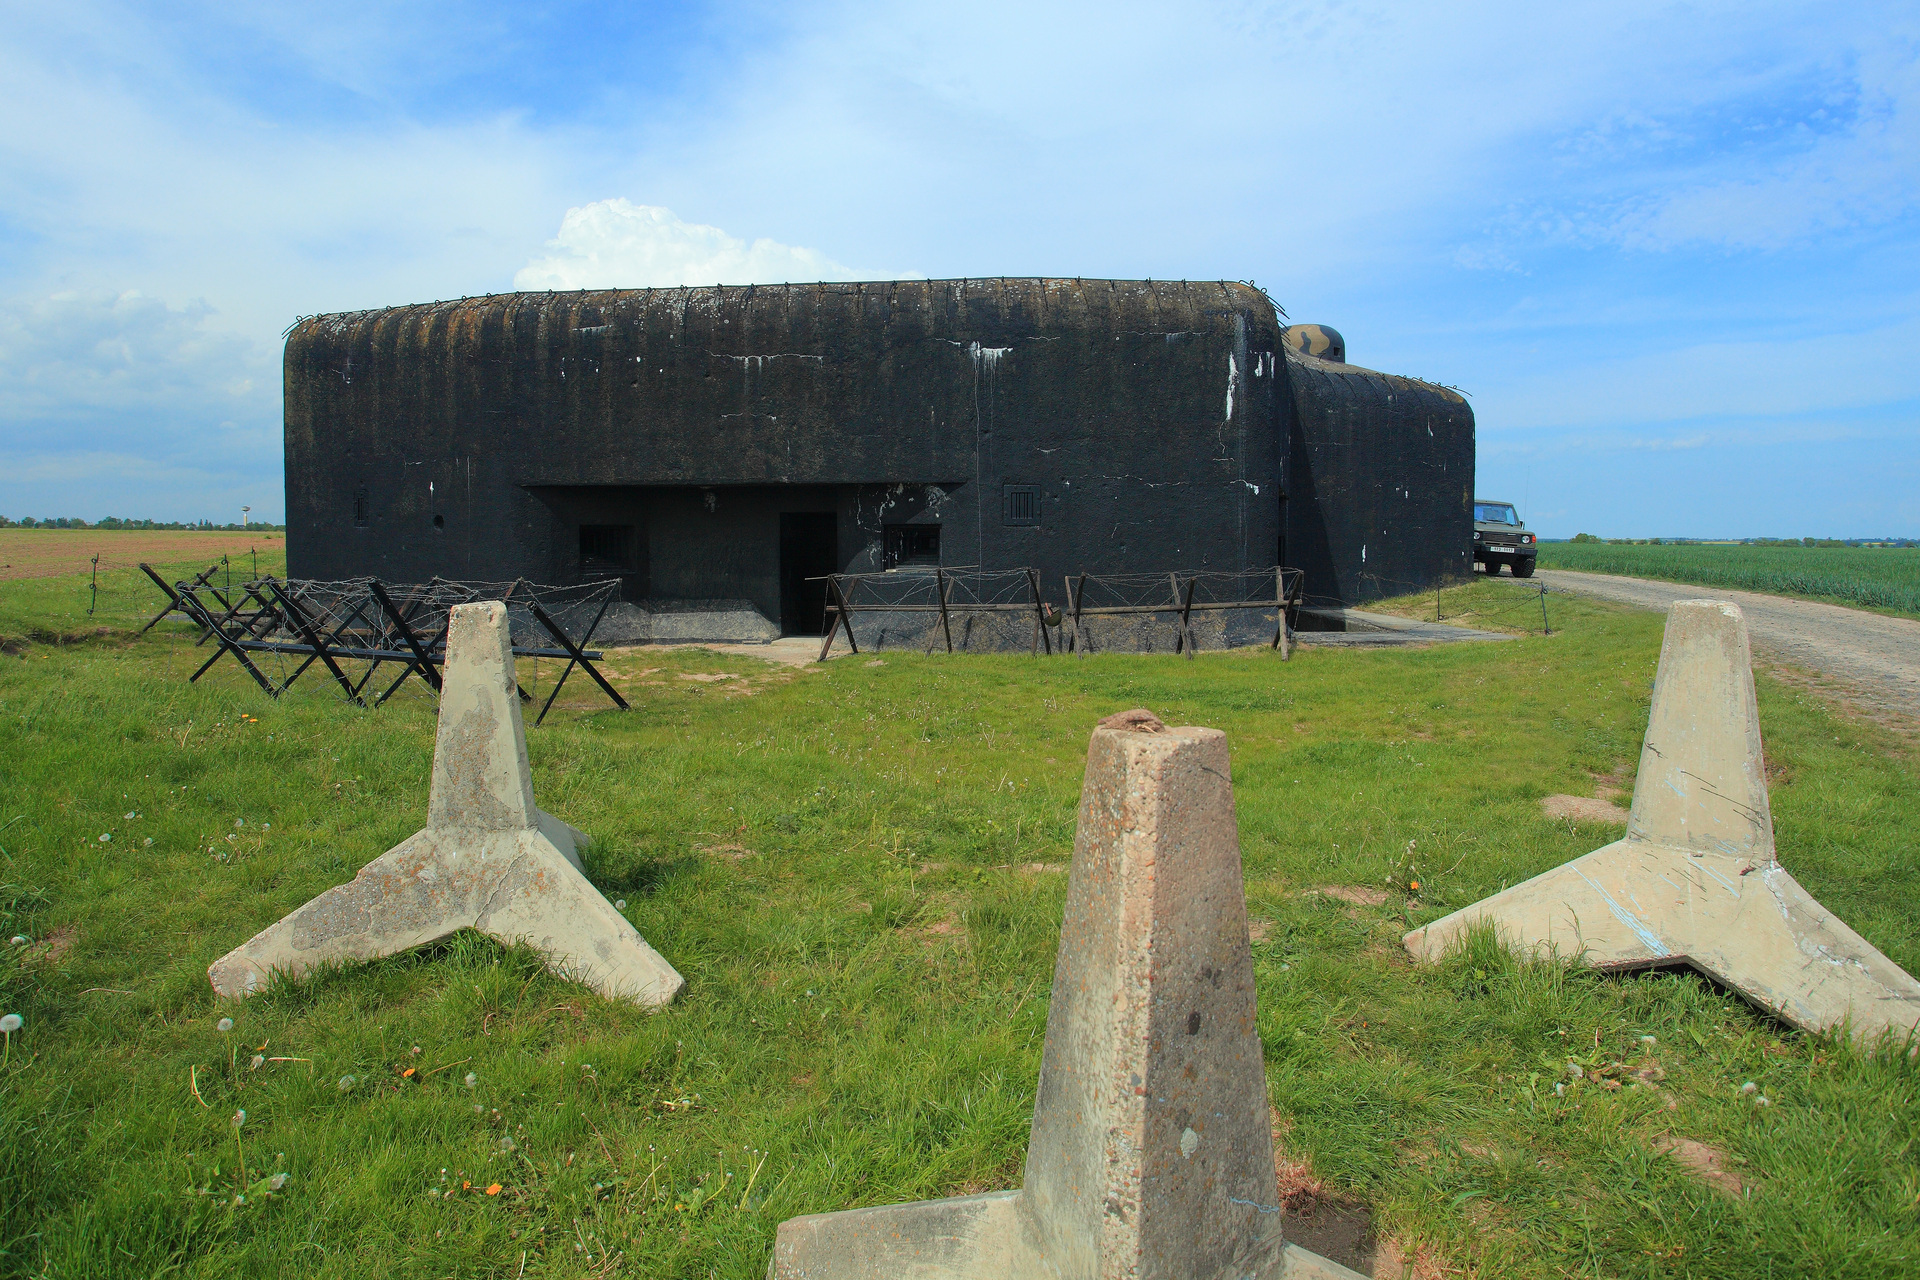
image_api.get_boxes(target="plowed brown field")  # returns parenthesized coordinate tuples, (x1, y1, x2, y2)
(0, 529, 285, 580)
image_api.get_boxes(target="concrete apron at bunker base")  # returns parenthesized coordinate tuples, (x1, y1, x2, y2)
(1406, 599, 1920, 1043)
(769, 710, 1363, 1280)
(207, 601, 684, 1008)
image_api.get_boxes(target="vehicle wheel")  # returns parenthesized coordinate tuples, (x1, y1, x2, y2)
(1483, 558, 1502, 576)
(1513, 559, 1535, 579)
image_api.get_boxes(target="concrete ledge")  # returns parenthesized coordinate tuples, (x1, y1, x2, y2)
(1293, 606, 1511, 646)
(590, 599, 779, 646)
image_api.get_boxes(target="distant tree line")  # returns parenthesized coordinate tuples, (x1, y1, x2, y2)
(0, 516, 285, 531)
(1565, 533, 1915, 548)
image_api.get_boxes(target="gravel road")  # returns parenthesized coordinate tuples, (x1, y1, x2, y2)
(1536, 569, 1920, 720)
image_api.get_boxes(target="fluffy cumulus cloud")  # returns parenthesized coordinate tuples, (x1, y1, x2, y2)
(513, 200, 910, 289)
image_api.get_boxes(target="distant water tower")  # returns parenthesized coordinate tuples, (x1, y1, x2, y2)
(241, 505, 250, 527)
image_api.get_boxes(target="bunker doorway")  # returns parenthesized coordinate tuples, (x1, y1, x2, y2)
(779, 513, 838, 636)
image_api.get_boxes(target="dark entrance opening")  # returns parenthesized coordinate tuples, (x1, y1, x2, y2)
(779, 513, 838, 635)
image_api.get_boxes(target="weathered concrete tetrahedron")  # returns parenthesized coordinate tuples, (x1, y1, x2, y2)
(1405, 600, 1920, 1041)
(769, 711, 1364, 1280)
(208, 601, 684, 1008)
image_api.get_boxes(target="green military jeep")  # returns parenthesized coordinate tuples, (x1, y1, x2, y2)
(1474, 500, 1537, 578)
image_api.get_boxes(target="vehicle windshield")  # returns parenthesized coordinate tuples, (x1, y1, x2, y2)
(1475, 503, 1519, 525)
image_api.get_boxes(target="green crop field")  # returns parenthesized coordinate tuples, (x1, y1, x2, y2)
(3, 543, 1918, 1278)
(1537, 542, 1920, 617)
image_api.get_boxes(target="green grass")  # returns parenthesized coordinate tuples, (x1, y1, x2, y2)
(2, 551, 1919, 1277)
(1537, 542, 1920, 618)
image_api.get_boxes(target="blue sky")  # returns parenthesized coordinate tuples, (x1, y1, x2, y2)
(0, 0, 1914, 537)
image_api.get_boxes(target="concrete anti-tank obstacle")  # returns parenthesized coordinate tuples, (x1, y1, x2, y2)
(1404, 599, 1920, 1042)
(769, 709, 1364, 1280)
(208, 602, 684, 1008)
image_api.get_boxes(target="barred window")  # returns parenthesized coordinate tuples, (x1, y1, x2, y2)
(1003, 484, 1041, 527)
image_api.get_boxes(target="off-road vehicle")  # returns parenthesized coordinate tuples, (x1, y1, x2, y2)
(1474, 500, 1536, 577)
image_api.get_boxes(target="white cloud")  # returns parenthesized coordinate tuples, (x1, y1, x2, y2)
(513, 200, 911, 289)
(1603, 37, 1920, 251)
(0, 289, 280, 519)
(0, 289, 271, 423)
(0, 1, 1913, 531)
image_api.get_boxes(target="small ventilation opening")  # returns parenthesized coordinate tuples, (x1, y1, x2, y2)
(353, 485, 369, 528)
(1003, 484, 1041, 527)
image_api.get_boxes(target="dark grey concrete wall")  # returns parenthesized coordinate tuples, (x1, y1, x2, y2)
(285, 279, 1288, 612)
(283, 278, 1471, 620)
(1282, 349, 1474, 606)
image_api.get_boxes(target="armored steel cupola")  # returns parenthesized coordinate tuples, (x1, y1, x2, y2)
(1282, 323, 1345, 363)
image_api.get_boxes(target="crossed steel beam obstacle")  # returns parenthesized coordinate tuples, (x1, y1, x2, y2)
(770, 710, 1363, 1280)
(151, 573, 627, 723)
(208, 602, 683, 1007)
(1406, 600, 1920, 1042)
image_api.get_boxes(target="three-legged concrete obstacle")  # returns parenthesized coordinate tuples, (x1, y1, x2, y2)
(209, 601, 684, 1008)
(769, 710, 1364, 1280)
(1405, 600, 1920, 1041)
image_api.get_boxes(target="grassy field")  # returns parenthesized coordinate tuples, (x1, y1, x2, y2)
(0, 529, 286, 584)
(1537, 542, 1920, 618)
(3, 549, 1918, 1278)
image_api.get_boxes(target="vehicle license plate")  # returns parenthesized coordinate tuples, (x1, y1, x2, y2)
(1490, 545, 1516, 554)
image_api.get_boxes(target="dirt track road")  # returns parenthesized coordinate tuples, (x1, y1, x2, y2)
(1537, 569, 1920, 722)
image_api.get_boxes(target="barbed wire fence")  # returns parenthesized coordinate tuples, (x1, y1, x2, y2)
(1063, 568, 1303, 658)
(815, 567, 1057, 657)
(816, 566, 1306, 658)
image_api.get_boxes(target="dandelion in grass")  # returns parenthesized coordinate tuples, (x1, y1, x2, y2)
(1640, 1035, 1656, 1048)
(464, 1072, 477, 1088)
(249, 1054, 264, 1071)
(1740, 1081, 1757, 1095)
(0, 1012, 20, 1067)
(268, 1172, 288, 1192)
(231, 1109, 249, 1185)
(338, 1075, 356, 1092)
(614, 899, 626, 911)
(217, 1017, 234, 1033)
(1756, 1095, 1771, 1108)
(8, 936, 25, 947)
(98, 833, 111, 843)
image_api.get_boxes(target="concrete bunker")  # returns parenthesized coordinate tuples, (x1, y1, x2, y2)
(284, 279, 1474, 641)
